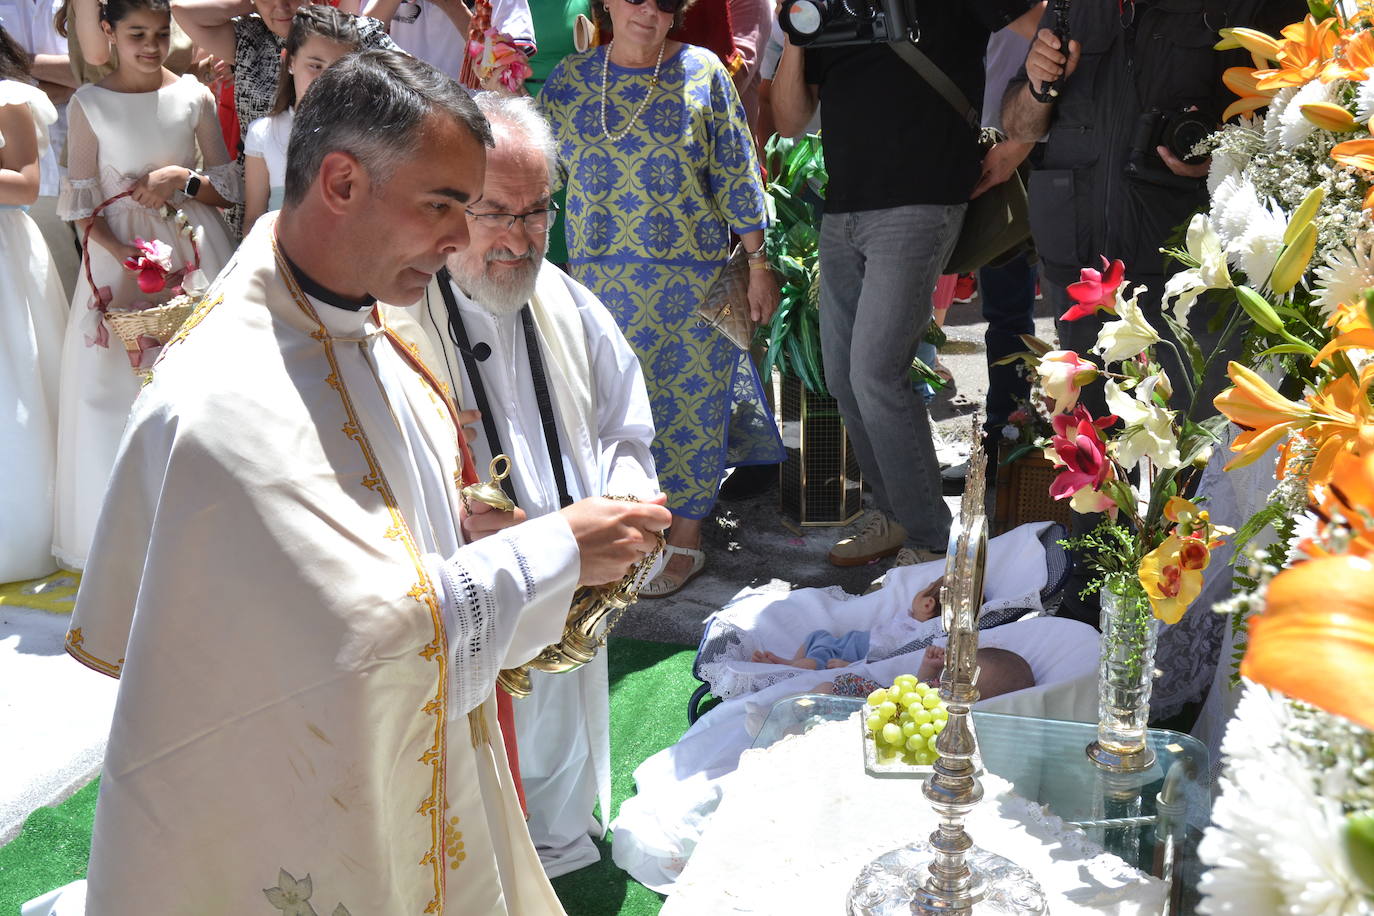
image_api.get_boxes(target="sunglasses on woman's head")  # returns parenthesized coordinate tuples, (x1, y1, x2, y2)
(622, 0, 683, 13)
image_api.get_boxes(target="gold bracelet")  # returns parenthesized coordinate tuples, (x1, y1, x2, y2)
(748, 259, 771, 271)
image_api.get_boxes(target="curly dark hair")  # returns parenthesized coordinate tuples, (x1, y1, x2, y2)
(0, 24, 32, 82)
(592, 0, 700, 36)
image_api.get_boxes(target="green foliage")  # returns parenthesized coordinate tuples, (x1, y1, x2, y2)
(1060, 522, 1144, 598)
(762, 134, 828, 395)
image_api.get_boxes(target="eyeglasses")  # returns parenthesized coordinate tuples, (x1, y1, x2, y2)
(465, 201, 560, 232)
(622, 0, 684, 14)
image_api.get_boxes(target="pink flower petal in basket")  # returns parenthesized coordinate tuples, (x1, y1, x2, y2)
(137, 268, 167, 295)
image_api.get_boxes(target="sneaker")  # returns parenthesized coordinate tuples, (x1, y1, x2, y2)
(952, 273, 977, 304)
(865, 545, 947, 592)
(893, 546, 947, 567)
(829, 510, 908, 567)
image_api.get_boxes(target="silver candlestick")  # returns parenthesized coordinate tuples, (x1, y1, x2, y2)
(848, 418, 1047, 915)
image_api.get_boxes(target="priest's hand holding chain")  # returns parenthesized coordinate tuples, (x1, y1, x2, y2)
(560, 495, 672, 587)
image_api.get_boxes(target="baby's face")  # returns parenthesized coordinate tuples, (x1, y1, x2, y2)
(910, 594, 939, 621)
(909, 577, 944, 621)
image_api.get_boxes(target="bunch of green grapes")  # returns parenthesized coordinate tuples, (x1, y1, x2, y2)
(865, 674, 949, 766)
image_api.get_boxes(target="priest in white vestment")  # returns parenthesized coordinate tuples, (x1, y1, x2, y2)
(50, 51, 669, 916)
(387, 93, 658, 878)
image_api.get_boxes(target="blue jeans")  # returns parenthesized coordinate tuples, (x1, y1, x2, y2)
(978, 252, 1038, 432)
(819, 203, 965, 551)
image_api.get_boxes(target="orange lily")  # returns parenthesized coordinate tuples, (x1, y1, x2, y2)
(1301, 101, 1361, 132)
(1332, 138, 1374, 172)
(1243, 554, 1374, 730)
(1304, 373, 1374, 483)
(1216, 27, 1283, 62)
(1221, 66, 1279, 121)
(1253, 16, 1340, 91)
(1212, 362, 1312, 470)
(1313, 325, 1374, 366)
(1323, 27, 1374, 81)
(1306, 450, 1374, 559)
(1327, 298, 1374, 336)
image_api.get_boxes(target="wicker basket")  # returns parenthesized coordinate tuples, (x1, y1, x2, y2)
(104, 299, 196, 365)
(81, 189, 201, 375)
(991, 446, 1073, 535)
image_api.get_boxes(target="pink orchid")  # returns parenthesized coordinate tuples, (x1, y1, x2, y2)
(1062, 257, 1126, 322)
(1036, 350, 1100, 415)
(123, 238, 175, 295)
(1048, 406, 1118, 513)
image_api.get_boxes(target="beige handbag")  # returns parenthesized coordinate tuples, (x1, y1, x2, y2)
(573, 13, 597, 52)
(696, 244, 755, 350)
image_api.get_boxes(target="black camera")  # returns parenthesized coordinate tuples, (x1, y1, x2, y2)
(778, 0, 919, 48)
(1124, 107, 1212, 190)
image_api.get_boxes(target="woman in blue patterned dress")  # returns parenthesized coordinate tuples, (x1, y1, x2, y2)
(540, 0, 781, 597)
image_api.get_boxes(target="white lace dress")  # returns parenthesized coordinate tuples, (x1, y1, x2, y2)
(53, 74, 239, 570)
(0, 80, 67, 583)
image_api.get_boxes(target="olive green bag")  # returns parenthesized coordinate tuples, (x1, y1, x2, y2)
(889, 41, 1032, 275)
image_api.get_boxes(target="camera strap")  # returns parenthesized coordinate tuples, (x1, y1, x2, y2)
(888, 41, 981, 132)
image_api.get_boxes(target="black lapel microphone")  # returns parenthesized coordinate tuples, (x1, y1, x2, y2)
(460, 341, 492, 362)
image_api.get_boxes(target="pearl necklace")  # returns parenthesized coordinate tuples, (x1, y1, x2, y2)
(599, 39, 666, 142)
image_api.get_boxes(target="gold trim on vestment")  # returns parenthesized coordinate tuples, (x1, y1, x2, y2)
(64, 627, 123, 678)
(160, 293, 224, 354)
(272, 236, 454, 913)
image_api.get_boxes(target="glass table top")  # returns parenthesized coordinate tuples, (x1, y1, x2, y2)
(753, 695, 1211, 914)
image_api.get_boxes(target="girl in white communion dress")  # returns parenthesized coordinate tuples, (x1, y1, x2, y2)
(0, 25, 68, 584)
(52, 0, 238, 570)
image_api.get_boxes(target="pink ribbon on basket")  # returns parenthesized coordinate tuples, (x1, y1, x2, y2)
(83, 286, 114, 349)
(127, 335, 162, 370)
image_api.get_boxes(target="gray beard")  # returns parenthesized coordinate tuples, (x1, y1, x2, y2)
(452, 248, 543, 316)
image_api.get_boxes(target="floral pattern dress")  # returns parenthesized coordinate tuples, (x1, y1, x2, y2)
(540, 43, 782, 519)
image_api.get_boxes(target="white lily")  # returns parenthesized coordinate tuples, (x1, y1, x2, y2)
(1163, 214, 1233, 325)
(1093, 286, 1162, 364)
(1105, 377, 1181, 470)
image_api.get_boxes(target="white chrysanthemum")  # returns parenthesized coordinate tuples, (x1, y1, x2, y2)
(1278, 80, 1337, 149)
(1209, 141, 1250, 197)
(1265, 86, 1301, 151)
(1314, 242, 1374, 316)
(1212, 174, 1258, 251)
(1201, 685, 1374, 916)
(1228, 197, 1288, 290)
(1354, 68, 1374, 122)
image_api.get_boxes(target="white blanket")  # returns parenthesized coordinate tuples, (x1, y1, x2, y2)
(699, 522, 1055, 700)
(611, 616, 1102, 892)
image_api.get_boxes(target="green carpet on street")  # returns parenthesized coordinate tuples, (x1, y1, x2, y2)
(0, 637, 698, 916)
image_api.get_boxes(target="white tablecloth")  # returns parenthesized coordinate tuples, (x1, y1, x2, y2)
(663, 715, 1168, 915)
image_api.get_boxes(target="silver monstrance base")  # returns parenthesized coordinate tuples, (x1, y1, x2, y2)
(848, 420, 1047, 915)
(846, 842, 1048, 915)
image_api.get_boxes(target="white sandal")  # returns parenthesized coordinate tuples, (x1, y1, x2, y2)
(640, 545, 706, 599)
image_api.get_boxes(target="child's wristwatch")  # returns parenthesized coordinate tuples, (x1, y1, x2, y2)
(183, 171, 203, 198)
